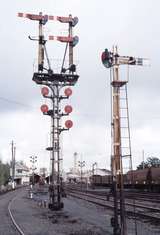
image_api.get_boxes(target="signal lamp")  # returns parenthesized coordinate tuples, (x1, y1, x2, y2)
(65, 120, 73, 129)
(64, 105, 73, 114)
(101, 49, 113, 68)
(40, 104, 49, 113)
(64, 88, 72, 97)
(69, 64, 76, 72)
(72, 17, 79, 26)
(41, 87, 49, 96)
(72, 36, 79, 47)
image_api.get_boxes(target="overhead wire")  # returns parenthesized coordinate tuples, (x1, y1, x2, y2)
(0, 96, 36, 109)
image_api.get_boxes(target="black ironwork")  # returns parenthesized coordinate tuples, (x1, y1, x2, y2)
(32, 72, 79, 85)
(19, 11, 79, 211)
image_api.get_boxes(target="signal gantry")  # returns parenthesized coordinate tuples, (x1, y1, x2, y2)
(18, 12, 79, 210)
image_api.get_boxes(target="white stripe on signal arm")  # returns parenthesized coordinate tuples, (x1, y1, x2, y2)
(18, 13, 74, 23)
(49, 36, 74, 43)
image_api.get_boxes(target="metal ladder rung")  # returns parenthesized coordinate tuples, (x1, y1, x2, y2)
(119, 85, 132, 171)
(122, 155, 131, 158)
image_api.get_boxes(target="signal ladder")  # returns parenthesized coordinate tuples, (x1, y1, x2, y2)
(111, 79, 132, 174)
(119, 83, 132, 173)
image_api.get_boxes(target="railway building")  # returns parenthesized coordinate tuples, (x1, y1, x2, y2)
(9, 162, 30, 186)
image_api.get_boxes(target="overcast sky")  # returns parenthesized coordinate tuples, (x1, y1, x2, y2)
(0, 0, 160, 172)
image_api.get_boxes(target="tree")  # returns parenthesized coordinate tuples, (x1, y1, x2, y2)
(137, 157, 160, 170)
(3, 163, 10, 184)
(0, 160, 10, 186)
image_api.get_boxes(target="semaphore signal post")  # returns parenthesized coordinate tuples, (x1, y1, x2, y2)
(18, 12, 79, 210)
(101, 46, 148, 235)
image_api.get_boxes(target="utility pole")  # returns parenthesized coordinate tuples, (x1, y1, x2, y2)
(92, 162, 97, 189)
(78, 160, 85, 190)
(142, 150, 145, 169)
(101, 46, 149, 235)
(92, 162, 97, 176)
(73, 152, 78, 174)
(11, 141, 16, 189)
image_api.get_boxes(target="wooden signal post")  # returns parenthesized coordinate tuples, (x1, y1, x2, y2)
(102, 46, 148, 235)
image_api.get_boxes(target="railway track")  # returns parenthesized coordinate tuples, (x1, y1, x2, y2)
(0, 188, 25, 235)
(66, 187, 160, 222)
(8, 196, 25, 235)
(124, 191, 160, 203)
(89, 189, 160, 204)
(67, 184, 160, 203)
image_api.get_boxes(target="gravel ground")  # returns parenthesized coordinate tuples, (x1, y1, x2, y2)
(11, 188, 110, 235)
(8, 187, 160, 235)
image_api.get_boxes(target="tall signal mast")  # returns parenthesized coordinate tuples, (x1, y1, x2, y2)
(18, 12, 79, 210)
(101, 46, 148, 235)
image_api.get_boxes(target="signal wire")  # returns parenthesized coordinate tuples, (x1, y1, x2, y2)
(61, 43, 68, 73)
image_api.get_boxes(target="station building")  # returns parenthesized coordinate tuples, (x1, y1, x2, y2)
(10, 162, 30, 185)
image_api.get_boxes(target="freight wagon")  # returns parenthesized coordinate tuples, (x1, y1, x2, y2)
(91, 167, 160, 192)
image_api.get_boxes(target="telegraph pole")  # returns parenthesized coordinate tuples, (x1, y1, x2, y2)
(11, 141, 16, 189)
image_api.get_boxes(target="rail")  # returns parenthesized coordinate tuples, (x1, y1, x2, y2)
(8, 196, 25, 235)
(66, 187, 160, 222)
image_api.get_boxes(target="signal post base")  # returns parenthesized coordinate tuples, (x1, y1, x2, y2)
(48, 202, 64, 211)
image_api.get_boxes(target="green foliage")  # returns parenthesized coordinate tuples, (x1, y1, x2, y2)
(137, 157, 160, 170)
(0, 160, 10, 186)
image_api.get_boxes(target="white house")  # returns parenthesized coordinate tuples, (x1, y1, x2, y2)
(10, 162, 30, 185)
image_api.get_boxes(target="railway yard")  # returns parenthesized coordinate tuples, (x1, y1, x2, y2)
(0, 185, 160, 235)
(1, 1, 160, 235)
